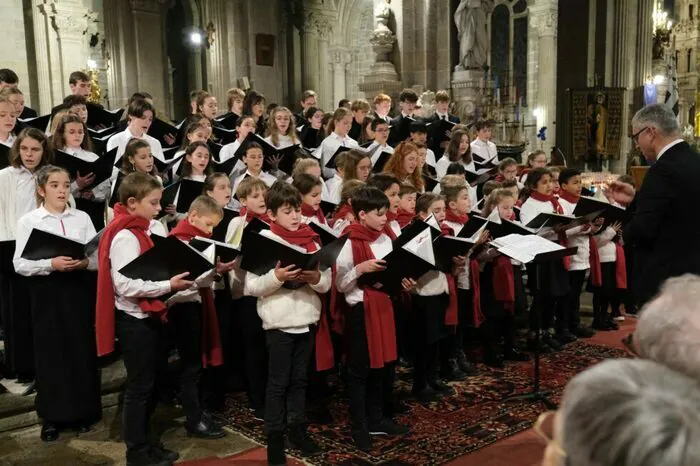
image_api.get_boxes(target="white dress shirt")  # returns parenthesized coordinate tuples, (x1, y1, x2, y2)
(518, 197, 560, 241)
(110, 228, 172, 319)
(218, 140, 247, 178)
(443, 219, 473, 289)
(0, 166, 38, 241)
(0, 134, 15, 148)
(107, 128, 165, 164)
(470, 138, 498, 162)
(656, 138, 684, 161)
(324, 173, 343, 204)
(317, 132, 359, 179)
(13, 205, 98, 276)
(335, 231, 393, 306)
(435, 155, 476, 180)
(365, 141, 395, 168)
(559, 197, 591, 271)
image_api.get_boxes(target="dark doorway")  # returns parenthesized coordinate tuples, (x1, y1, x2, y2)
(165, 0, 195, 121)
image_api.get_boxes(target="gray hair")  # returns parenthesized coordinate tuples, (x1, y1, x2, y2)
(560, 359, 700, 466)
(632, 103, 679, 136)
(636, 274, 700, 381)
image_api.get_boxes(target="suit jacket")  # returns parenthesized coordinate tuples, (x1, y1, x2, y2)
(623, 141, 700, 305)
(19, 107, 38, 119)
(388, 114, 421, 147)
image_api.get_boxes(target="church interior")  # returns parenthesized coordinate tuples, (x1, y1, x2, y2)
(0, 0, 695, 465)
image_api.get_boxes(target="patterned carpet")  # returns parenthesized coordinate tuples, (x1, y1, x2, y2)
(221, 341, 628, 465)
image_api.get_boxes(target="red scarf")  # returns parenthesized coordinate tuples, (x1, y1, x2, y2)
(493, 255, 515, 313)
(96, 204, 167, 357)
(396, 208, 415, 229)
(441, 213, 483, 327)
(440, 223, 460, 326)
(239, 207, 272, 224)
(530, 191, 571, 270)
(615, 241, 627, 289)
(331, 203, 354, 227)
(168, 220, 223, 367)
(558, 191, 603, 284)
(519, 167, 531, 182)
(494, 173, 506, 183)
(301, 202, 327, 226)
(345, 223, 397, 369)
(269, 221, 333, 370)
(269, 222, 320, 252)
(384, 211, 398, 240)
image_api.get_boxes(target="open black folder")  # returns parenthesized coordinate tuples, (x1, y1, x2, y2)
(572, 196, 632, 231)
(0, 144, 9, 170)
(21, 228, 103, 261)
(308, 219, 341, 245)
(325, 146, 353, 169)
(211, 207, 239, 242)
(54, 148, 118, 188)
(160, 179, 205, 213)
(240, 216, 270, 247)
(239, 230, 348, 275)
(212, 125, 238, 145)
(433, 235, 478, 273)
(358, 227, 435, 296)
(524, 209, 603, 230)
(189, 236, 240, 263)
(148, 118, 179, 148)
(372, 151, 392, 173)
(265, 144, 300, 175)
(18, 114, 51, 132)
(118, 235, 213, 282)
(87, 105, 124, 130)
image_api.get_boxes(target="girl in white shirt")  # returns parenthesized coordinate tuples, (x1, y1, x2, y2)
(13, 165, 100, 441)
(219, 116, 257, 179)
(325, 149, 372, 205)
(316, 107, 358, 179)
(0, 128, 53, 385)
(0, 93, 17, 147)
(435, 128, 474, 180)
(265, 106, 299, 149)
(106, 99, 165, 164)
(231, 142, 277, 198)
(165, 141, 213, 224)
(53, 114, 110, 229)
(172, 122, 209, 181)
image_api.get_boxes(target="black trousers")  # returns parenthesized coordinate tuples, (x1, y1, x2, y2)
(411, 295, 447, 388)
(117, 312, 169, 455)
(201, 289, 234, 410)
(264, 330, 312, 433)
(565, 270, 587, 333)
(345, 303, 394, 430)
(482, 314, 517, 355)
(168, 302, 203, 428)
(240, 296, 267, 410)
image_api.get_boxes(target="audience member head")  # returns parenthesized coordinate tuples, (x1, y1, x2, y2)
(631, 103, 681, 162)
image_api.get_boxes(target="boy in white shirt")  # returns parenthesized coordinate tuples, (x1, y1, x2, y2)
(470, 120, 498, 163)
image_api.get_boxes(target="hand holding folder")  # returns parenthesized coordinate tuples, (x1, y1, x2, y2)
(118, 236, 214, 282)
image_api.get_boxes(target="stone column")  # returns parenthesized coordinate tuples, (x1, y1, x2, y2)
(330, 47, 351, 105)
(611, 0, 628, 86)
(635, 0, 654, 83)
(529, 0, 558, 156)
(129, 0, 168, 114)
(32, 0, 55, 113)
(605, 0, 614, 86)
(300, 21, 320, 94)
(202, 0, 230, 104)
(587, 0, 597, 86)
(360, 0, 403, 103)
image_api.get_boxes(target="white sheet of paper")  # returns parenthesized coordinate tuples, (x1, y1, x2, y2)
(490, 233, 564, 263)
(402, 227, 435, 266)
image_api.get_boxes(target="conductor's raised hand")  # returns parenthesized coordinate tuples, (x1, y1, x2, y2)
(170, 272, 195, 291)
(274, 262, 301, 282)
(603, 180, 635, 206)
(357, 259, 387, 274)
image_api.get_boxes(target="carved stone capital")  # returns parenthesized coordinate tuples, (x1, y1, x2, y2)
(329, 47, 352, 68)
(530, 7, 557, 37)
(303, 11, 335, 40)
(130, 0, 166, 14)
(54, 14, 85, 35)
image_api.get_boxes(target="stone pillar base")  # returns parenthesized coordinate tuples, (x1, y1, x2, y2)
(359, 78, 404, 102)
(451, 69, 486, 123)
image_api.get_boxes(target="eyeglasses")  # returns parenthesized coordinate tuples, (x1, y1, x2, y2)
(630, 127, 649, 143)
(534, 411, 567, 458)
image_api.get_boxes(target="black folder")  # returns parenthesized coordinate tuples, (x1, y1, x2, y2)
(299, 126, 320, 149)
(427, 118, 456, 150)
(371, 151, 393, 173)
(524, 211, 602, 230)
(164, 179, 204, 213)
(0, 143, 9, 170)
(0, 240, 16, 274)
(474, 159, 499, 171)
(422, 174, 439, 192)
(488, 218, 536, 239)
(148, 119, 179, 148)
(456, 215, 488, 239)
(214, 112, 240, 130)
(319, 200, 337, 218)
(212, 125, 238, 145)
(86, 105, 124, 129)
(91, 133, 117, 157)
(152, 154, 184, 177)
(325, 146, 352, 169)
(189, 237, 240, 263)
(109, 172, 126, 208)
(208, 141, 223, 162)
(394, 220, 433, 249)
(358, 239, 435, 296)
(87, 125, 117, 140)
(390, 116, 416, 146)
(17, 114, 51, 132)
(54, 148, 118, 188)
(211, 207, 239, 242)
(118, 235, 214, 282)
(239, 230, 348, 274)
(572, 196, 631, 230)
(21, 228, 103, 261)
(265, 144, 300, 175)
(241, 216, 270, 247)
(465, 170, 493, 186)
(433, 235, 477, 273)
(308, 220, 341, 246)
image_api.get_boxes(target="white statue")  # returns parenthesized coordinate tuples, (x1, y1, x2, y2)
(375, 0, 392, 33)
(454, 0, 494, 71)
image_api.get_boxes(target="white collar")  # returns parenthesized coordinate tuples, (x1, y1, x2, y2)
(245, 169, 264, 178)
(656, 139, 684, 160)
(39, 204, 75, 219)
(331, 132, 348, 142)
(126, 127, 147, 140)
(436, 112, 448, 119)
(402, 112, 413, 118)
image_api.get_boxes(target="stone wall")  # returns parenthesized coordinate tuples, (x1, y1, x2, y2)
(0, 2, 32, 106)
(347, 3, 376, 100)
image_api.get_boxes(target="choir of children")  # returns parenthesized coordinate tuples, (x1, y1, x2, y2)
(0, 76, 635, 466)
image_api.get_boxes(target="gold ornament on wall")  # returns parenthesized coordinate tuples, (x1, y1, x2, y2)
(85, 62, 101, 105)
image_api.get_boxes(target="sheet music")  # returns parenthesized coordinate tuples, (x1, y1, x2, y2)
(309, 217, 339, 238)
(425, 214, 440, 230)
(402, 227, 435, 266)
(487, 207, 502, 224)
(490, 233, 564, 264)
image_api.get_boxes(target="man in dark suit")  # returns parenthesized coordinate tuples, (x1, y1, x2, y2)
(607, 104, 700, 306)
(423, 90, 461, 155)
(389, 88, 421, 147)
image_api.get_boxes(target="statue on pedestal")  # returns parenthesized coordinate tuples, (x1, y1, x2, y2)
(454, 0, 494, 71)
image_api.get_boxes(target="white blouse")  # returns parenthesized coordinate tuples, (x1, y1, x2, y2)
(107, 128, 165, 164)
(316, 132, 358, 179)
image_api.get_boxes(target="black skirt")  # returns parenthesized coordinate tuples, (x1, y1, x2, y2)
(1, 271, 34, 377)
(28, 271, 101, 424)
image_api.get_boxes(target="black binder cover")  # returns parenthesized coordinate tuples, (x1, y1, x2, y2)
(208, 141, 223, 162)
(148, 118, 179, 148)
(211, 207, 239, 242)
(308, 220, 340, 246)
(211, 151, 240, 177)
(241, 216, 270, 247)
(18, 114, 51, 132)
(0, 240, 15, 274)
(159, 182, 180, 212)
(372, 151, 393, 173)
(265, 144, 300, 175)
(488, 219, 535, 239)
(152, 153, 184, 175)
(394, 220, 433, 249)
(87, 125, 117, 139)
(54, 148, 118, 188)
(21, 228, 103, 260)
(86, 106, 124, 129)
(233, 133, 278, 160)
(428, 118, 456, 147)
(240, 230, 348, 274)
(109, 172, 125, 208)
(465, 170, 493, 186)
(0, 144, 9, 170)
(456, 215, 488, 239)
(524, 211, 601, 230)
(390, 116, 416, 146)
(433, 235, 477, 273)
(358, 246, 434, 296)
(175, 179, 205, 213)
(422, 174, 439, 192)
(572, 196, 632, 230)
(214, 112, 240, 130)
(118, 235, 213, 282)
(212, 125, 238, 145)
(319, 200, 337, 218)
(189, 237, 240, 263)
(325, 146, 352, 169)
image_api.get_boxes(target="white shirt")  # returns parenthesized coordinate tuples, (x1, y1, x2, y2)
(225, 216, 248, 299)
(365, 141, 395, 167)
(443, 219, 473, 289)
(435, 155, 475, 180)
(656, 138, 684, 161)
(324, 173, 343, 204)
(110, 227, 172, 319)
(335, 231, 393, 306)
(0, 134, 15, 148)
(13, 206, 98, 276)
(559, 197, 591, 271)
(470, 138, 498, 162)
(231, 169, 277, 202)
(107, 127, 165, 164)
(518, 196, 560, 241)
(64, 147, 112, 201)
(13, 167, 38, 222)
(219, 140, 248, 178)
(317, 132, 358, 179)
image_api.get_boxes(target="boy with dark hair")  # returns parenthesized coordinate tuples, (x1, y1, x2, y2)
(409, 121, 437, 168)
(0, 69, 19, 88)
(335, 186, 412, 451)
(470, 119, 498, 163)
(62, 95, 89, 125)
(389, 89, 420, 146)
(349, 99, 371, 140)
(245, 182, 330, 464)
(426, 90, 460, 154)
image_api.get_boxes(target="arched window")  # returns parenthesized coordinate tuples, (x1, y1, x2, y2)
(489, 0, 529, 105)
(688, 48, 693, 73)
